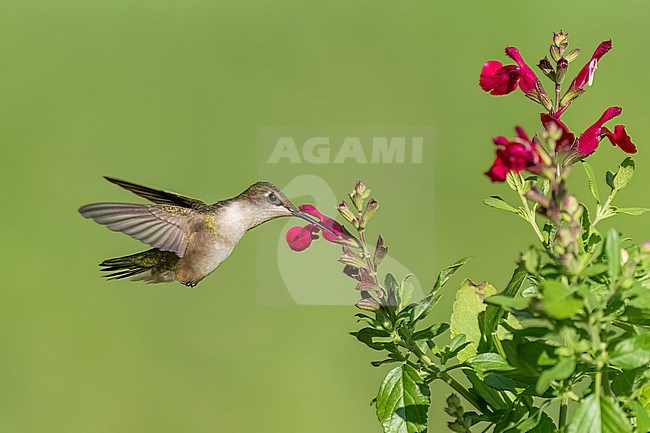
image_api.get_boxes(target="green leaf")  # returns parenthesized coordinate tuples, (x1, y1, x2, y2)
(613, 157, 635, 191)
(396, 275, 415, 311)
(484, 195, 520, 214)
(541, 280, 583, 320)
(605, 229, 621, 280)
(535, 357, 576, 394)
(411, 293, 441, 324)
(481, 267, 528, 352)
(606, 170, 615, 190)
(583, 161, 601, 204)
(465, 353, 514, 377)
(411, 323, 449, 342)
(450, 280, 497, 362)
(464, 370, 508, 411)
(567, 395, 632, 433)
(485, 294, 529, 311)
(432, 257, 472, 293)
(613, 207, 650, 216)
(376, 364, 430, 433)
(352, 328, 391, 351)
(609, 333, 650, 369)
(631, 401, 650, 433)
(386, 273, 399, 304)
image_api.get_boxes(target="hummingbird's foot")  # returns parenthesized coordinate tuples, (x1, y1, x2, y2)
(181, 280, 198, 288)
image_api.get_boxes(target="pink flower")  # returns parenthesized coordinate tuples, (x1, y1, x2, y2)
(486, 127, 539, 182)
(479, 47, 541, 96)
(285, 225, 320, 252)
(479, 61, 520, 95)
(577, 107, 637, 156)
(286, 204, 349, 251)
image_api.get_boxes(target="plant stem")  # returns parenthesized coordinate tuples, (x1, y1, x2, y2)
(438, 371, 482, 413)
(516, 181, 545, 244)
(554, 83, 561, 113)
(558, 397, 568, 430)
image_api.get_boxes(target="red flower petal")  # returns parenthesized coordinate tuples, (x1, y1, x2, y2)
(486, 158, 510, 182)
(286, 225, 319, 252)
(505, 47, 538, 93)
(479, 61, 520, 95)
(571, 40, 612, 91)
(577, 107, 622, 156)
(299, 204, 344, 242)
(486, 126, 538, 182)
(602, 125, 637, 154)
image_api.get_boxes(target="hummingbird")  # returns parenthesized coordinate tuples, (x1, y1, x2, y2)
(79, 177, 329, 287)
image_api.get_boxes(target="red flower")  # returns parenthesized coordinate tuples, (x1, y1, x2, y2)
(556, 40, 612, 117)
(577, 107, 636, 156)
(286, 204, 348, 251)
(504, 47, 539, 93)
(540, 113, 576, 151)
(570, 40, 612, 91)
(479, 61, 520, 95)
(486, 127, 539, 182)
(479, 47, 541, 96)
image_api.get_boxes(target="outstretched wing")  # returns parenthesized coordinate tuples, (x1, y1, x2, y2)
(79, 203, 195, 257)
(104, 176, 207, 210)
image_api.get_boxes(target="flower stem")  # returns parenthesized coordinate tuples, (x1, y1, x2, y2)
(516, 180, 545, 244)
(558, 397, 568, 430)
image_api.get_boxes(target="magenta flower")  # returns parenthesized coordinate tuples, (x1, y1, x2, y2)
(486, 127, 539, 182)
(504, 47, 539, 93)
(479, 61, 520, 95)
(577, 107, 637, 156)
(479, 47, 541, 96)
(286, 204, 347, 251)
(556, 40, 612, 117)
(570, 40, 612, 91)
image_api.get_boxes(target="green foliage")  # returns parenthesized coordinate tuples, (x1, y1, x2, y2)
(377, 365, 430, 433)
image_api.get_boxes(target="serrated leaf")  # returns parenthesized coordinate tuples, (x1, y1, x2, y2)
(464, 370, 508, 410)
(583, 161, 601, 204)
(605, 229, 621, 280)
(433, 257, 472, 293)
(567, 395, 632, 433)
(376, 364, 430, 433)
(353, 328, 391, 351)
(613, 207, 650, 216)
(484, 195, 520, 214)
(541, 280, 583, 320)
(613, 157, 635, 191)
(450, 280, 497, 362)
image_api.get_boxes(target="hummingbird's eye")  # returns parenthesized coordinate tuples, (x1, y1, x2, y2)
(267, 192, 279, 205)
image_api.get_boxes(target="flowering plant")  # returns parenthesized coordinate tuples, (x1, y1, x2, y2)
(287, 32, 649, 433)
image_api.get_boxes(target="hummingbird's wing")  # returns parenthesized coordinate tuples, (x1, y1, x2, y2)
(104, 177, 207, 210)
(79, 203, 197, 257)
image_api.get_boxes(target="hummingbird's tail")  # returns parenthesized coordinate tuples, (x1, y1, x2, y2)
(100, 248, 179, 282)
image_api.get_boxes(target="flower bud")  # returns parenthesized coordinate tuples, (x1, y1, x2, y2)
(337, 200, 357, 224)
(553, 31, 569, 51)
(355, 297, 381, 311)
(550, 45, 561, 62)
(537, 57, 556, 81)
(355, 181, 370, 199)
(565, 48, 580, 62)
(359, 199, 378, 229)
(559, 87, 584, 108)
(539, 91, 554, 112)
(556, 58, 568, 84)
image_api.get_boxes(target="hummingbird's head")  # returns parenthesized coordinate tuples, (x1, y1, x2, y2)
(237, 182, 335, 233)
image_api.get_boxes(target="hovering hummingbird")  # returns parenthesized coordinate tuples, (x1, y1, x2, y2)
(79, 177, 330, 287)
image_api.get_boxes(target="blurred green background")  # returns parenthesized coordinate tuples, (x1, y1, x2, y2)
(1, 0, 649, 431)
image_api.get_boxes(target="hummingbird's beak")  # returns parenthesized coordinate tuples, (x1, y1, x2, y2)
(290, 210, 338, 236)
